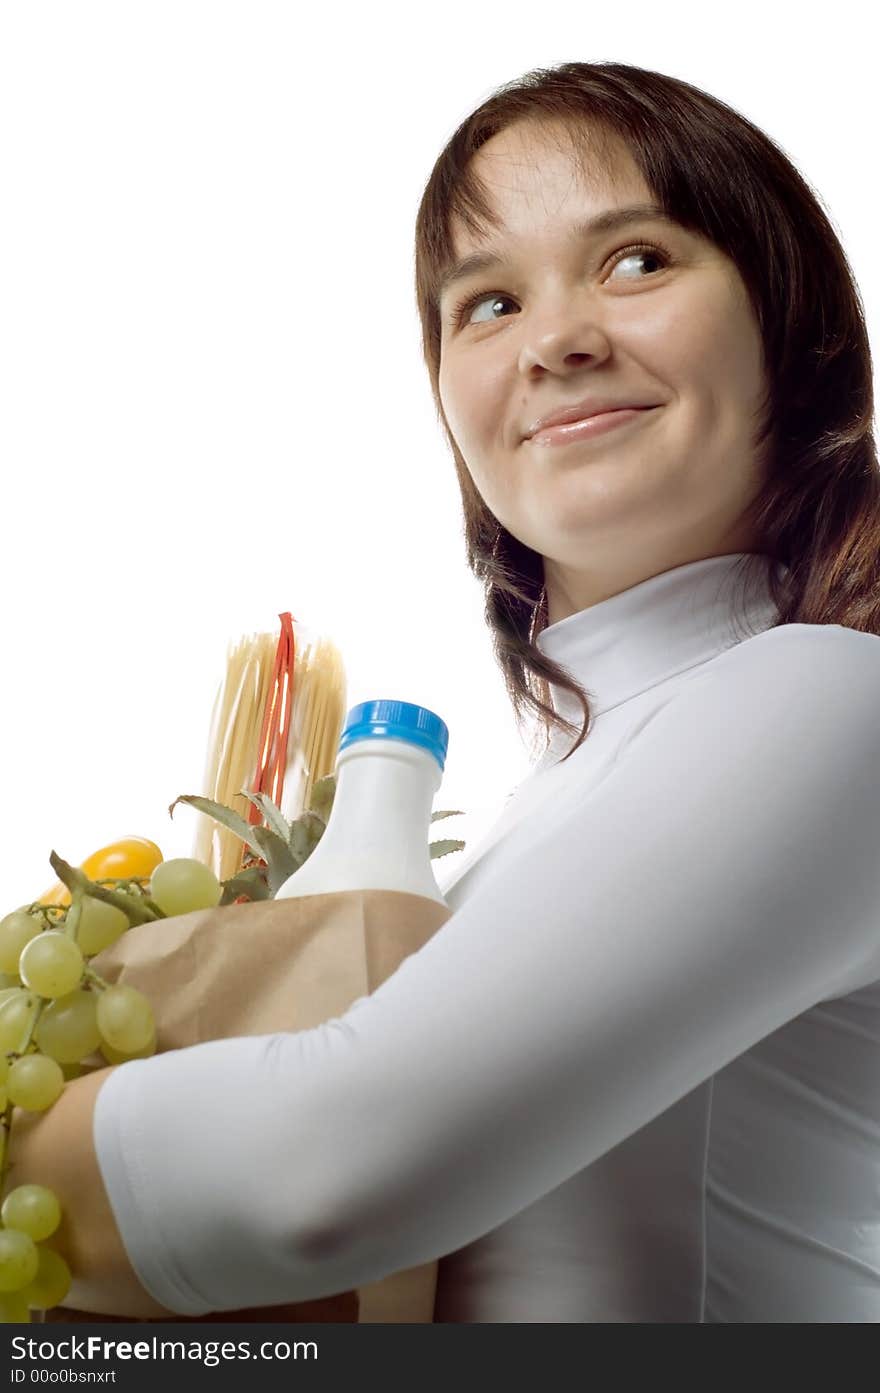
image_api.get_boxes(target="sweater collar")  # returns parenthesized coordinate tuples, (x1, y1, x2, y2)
(535, 552, 788, 725)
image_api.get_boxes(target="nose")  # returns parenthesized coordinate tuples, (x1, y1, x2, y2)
(517, 311, 612, 377)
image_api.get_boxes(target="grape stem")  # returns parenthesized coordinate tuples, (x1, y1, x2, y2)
(63, 893, 84, 942)
(82, 965, 111, 990)
(48, 852, 166, 924)
(95, 878, 167, 921)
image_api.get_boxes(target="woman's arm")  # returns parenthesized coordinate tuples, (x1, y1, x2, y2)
(62, 626, 880, 1316)
(7, 1064, 177, 1317)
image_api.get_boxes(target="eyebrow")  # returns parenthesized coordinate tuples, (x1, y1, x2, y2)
(437, 203, 683, 303)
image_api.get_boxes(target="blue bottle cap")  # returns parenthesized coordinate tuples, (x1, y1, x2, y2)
(338, 700, 448, 772)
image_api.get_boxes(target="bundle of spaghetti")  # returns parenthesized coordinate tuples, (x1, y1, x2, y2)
(191, 615, 348, 883)
(281, 630, 348, 824)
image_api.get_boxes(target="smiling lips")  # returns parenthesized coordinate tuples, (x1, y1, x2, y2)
(528, 406, 658, 446)
(526, 394, 661, 436)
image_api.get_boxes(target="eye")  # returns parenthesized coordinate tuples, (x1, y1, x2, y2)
(609, 242, 672, 281)
(448, 241, 673, 329)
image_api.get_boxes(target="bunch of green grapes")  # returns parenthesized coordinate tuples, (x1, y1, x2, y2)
(0, 856, 223, 1322)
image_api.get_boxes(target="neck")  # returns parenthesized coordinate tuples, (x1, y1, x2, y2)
(536, 552, 787, 727)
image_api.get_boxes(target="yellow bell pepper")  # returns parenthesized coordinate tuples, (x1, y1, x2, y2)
(38, 837, 164, 907)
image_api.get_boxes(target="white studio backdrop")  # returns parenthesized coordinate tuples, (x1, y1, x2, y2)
(0, 1, 876, 913)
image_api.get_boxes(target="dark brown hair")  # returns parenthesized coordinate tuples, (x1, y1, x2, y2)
(413, 61, 878, 763)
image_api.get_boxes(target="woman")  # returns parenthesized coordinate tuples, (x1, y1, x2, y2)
(17, 61, 880, 1322)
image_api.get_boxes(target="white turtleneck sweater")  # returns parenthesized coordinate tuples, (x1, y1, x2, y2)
(93, 553, 880, 1321)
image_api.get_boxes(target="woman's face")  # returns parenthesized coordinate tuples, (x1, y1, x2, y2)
(437, 120, 770, 622)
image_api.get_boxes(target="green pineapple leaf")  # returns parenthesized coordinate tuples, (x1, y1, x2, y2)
(429, 838, 466, 859)
(168, 794, 266, 861)
(430, 808, 465, 823)
(288, 810, 326, 863)
(288, 818, 312, 866)
(219, 866, 272, 905)
(307, 774, 337, 823)
(263, 854, 303, 898)
(247, 825, 301, 886)
(237, 790, 293, 845)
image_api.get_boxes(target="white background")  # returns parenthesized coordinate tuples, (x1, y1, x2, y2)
(0, 2, 876, 911)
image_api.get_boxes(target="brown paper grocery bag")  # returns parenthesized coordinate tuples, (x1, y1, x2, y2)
(47, 888, 451, 1325)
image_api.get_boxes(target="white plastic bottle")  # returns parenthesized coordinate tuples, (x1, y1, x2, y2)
(275, 699, 449, 905)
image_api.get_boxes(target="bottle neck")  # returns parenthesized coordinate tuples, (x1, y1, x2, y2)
(322, 739, 442, 854)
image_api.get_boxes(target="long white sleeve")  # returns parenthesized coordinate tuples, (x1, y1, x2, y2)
(93, 623, 880, 1315)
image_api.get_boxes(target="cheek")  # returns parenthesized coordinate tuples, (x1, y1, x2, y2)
(438, 360, 469, 443)
(438, 377, 518, 515)
(663, 279, 764, 405)
(439, 360, 501, 453)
